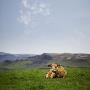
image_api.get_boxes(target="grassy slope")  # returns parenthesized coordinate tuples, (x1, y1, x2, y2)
(0, 67, 90, 90)
(0, 60, 32, 69)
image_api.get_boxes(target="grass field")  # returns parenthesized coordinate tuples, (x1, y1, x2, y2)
(0, 67, 90, 90)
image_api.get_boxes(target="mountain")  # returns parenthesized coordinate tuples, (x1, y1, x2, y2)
(27, 53, 52, 67)
(0, 52, 36, 61)
(15, 54, 36, 60)
(27, 53, 90, 67)
(0, 52, 90, 69)
(49, 53, 90, 67)
(0, 52, 17, 61)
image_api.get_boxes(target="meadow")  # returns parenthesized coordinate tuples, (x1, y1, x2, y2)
(0, 67, 90, 90)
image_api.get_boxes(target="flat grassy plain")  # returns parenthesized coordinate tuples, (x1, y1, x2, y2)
(0, 67, 90, 90)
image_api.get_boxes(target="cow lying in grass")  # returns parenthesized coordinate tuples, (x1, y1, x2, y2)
(46, 63, 67, 79)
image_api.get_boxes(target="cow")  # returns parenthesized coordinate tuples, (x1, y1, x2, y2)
(46, 63, 67, 78)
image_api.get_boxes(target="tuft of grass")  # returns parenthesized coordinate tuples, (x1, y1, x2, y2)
(0, 67, 90, 90)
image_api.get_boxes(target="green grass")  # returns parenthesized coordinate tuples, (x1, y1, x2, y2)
(0, 67, 90, 90)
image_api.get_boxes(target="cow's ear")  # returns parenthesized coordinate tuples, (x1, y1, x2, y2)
(57, 64, 60, 67)
(48, 64, 52, 67)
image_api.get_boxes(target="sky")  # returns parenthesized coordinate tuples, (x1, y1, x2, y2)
(0, 0, 90, 54)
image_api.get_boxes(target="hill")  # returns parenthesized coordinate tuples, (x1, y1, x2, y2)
(0, 52, 90, 69)
(27, 53, 90, 67)
(0, 52, 36, 61)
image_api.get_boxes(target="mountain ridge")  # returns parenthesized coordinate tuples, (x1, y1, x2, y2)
(0, 52, 36, 61)
(0, 52, 90, 68)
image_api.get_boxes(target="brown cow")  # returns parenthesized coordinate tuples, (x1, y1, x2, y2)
(47, 63, 67, 78)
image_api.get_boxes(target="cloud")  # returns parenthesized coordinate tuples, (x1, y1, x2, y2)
(17, 0, 51, 26)
(18, 10, 31, 25)
(22, 0, 30, 8)
(17, 0, 31, 26)
(31, 3, 50, 16)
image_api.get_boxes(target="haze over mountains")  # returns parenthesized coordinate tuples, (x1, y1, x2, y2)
(0, 52, 90, 69)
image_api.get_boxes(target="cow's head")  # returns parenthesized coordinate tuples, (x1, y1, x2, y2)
(48, 63, 61, 69)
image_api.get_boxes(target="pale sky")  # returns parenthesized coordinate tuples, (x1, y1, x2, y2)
(0, 0, 90, 54)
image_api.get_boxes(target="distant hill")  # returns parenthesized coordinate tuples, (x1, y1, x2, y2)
(0, 52, 36, 61)
(0, 52, 17, 61)
(0, 52, 90, 69)
(27, 53, 90, 67)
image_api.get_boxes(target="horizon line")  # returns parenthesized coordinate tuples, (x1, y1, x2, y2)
(0, 51, 90, 55)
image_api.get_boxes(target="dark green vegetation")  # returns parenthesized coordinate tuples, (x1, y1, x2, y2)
(0, 60, 32, 69)
(0, 67, 90, 90)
